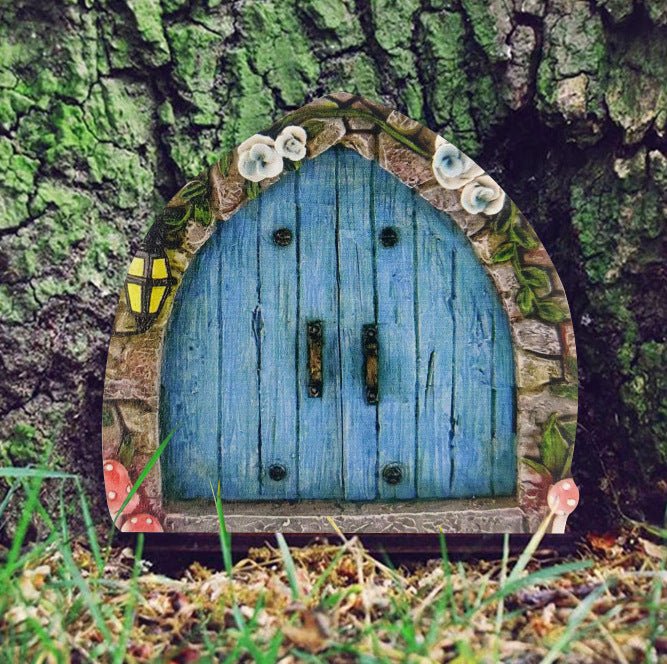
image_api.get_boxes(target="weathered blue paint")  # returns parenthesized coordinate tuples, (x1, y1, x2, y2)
(374, 165, 417, 500)
(413, 203, 455, 498)
(160, 235, 221, 500)
(258, 177, 298, 499)
(161, 147, 516, 502)
(337, 153, 377, 501)
(296, 155, 344, 499)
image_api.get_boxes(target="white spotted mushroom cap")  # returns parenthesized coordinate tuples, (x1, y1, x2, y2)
(103, 459, 140, 520)
(121, 513, 164, 533)
(547, 478, 580, 516)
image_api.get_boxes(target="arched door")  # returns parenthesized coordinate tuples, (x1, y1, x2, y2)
(160, 147, 515, 502)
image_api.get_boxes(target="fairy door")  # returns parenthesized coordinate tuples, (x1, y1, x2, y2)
(160, 147, 516, 503)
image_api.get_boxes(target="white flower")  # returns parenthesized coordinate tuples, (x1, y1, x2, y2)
(432, 136, 483, 190)
(237, 134, 284, 182)
(460, 175, 506, 216)
(275, 125, 307, 161)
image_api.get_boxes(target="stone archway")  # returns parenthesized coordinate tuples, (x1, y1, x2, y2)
(102, 92, 578, 533)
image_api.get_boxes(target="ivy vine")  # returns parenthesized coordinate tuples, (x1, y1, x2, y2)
(490, 202, 569, 324)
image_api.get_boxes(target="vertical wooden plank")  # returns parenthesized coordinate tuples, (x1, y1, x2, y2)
(450, 249, 494, 497)
(414, 203, 455, 498)
(161, 232, 221, 500)
(217, 198, 262, 500)
(258, 177, 299, 499)
(491, 304, 516, 495)
(297, 150, 344, 499)
(337, 150, 378, 501)
(374, 167, 417, 500)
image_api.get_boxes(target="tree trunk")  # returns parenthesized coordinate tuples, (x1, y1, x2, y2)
(1, 0, 665, 533)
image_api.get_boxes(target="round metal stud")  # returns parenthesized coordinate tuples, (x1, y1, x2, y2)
(380, 226, 399, 247)
(382, 463, 403, 485)
(268, 464, 287, 481)
(273, 228, 293, 246)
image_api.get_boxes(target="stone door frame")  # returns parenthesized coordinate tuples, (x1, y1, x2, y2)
(102, 92, 578, 534)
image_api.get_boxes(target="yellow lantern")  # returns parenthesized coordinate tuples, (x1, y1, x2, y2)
(124, 248, 172, 331)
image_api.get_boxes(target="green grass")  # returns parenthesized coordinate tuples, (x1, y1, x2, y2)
(0, 465, 665, 662)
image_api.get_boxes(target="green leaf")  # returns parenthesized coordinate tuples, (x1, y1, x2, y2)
(540, 415, 570, 477)
(510, 223, 539, 249)
(560, 421, 577, 444)
(560, 440, 575, 479)
(118, 433, 134, 470)
(550, 382, 579, 400)
(301, 119, 325, 140)
(492, 204, 512, 234)
(245, 180, 261, 200)
(491, 242, 515, 263)
(193, 202, 212, 226)
(283, 159, 302, 172)
(179, 179, 208, 202)
(517, 286, 535, 315)
(161, 205, 191, 229)
(522, 266, 551, 291)
(521, 457, 553, 479)
(534, 299, 569, 323)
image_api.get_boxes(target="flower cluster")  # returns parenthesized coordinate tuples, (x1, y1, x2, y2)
(432, 137, 505, 216)
(237, 125, 307, 182)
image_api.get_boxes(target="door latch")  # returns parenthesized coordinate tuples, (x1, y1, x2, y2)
(362, 324, 379, 404)
(307, 320, 323, 398)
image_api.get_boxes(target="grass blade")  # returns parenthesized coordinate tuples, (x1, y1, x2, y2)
(113, 533, 145, 664)
(276, 532, 301, 601)
(0, 468, 76, 479)
(111, 428, 176, 529)
(541, 583, 608, 664)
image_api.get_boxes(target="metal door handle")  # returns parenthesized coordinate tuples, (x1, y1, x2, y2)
(362, 324, 379, 404)
(307, 320, 323, 398)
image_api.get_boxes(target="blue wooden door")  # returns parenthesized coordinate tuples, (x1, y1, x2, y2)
(161, 148, 515, 502)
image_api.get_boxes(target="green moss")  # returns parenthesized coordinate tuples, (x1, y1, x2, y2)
(191, 5, 235, 37)
(161, 0, 189, 12)
(166, 22, 221, 125)
(605, 28, 667, 143)
(16, 104, 97, 167)
(240, 0, 320, 107)
(87, 144, 155, 209)
(571, 149, 664, 284)
(461, 0, 511, 63)
(299, 0, 364, 52)
(0, 137, 40, 230)
(536, 5, 606, 136)
(326, 53, 381, 99)
(620, 341, 667, 466)
(420, 11, 478, 153)
(83, 78, 154, 149)
(371, 0, 419, 53)
(218, 48, 276, 150)
(125, 0, 171, 66)
(0, 424, 48, 467)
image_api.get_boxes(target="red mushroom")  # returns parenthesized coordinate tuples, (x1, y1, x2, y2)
(121, 513, 163, 533)
(103, 459, 140, 521)
(547, 478, 580, 533)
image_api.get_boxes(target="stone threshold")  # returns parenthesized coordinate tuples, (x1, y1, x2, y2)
(163, 497, 530, 533)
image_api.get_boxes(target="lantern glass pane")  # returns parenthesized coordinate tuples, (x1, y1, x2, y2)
(152, 258, 168, 279)
(149, 286, 166, 313)
(128, 257, 145, 277)
(126, 283, 143, 313)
